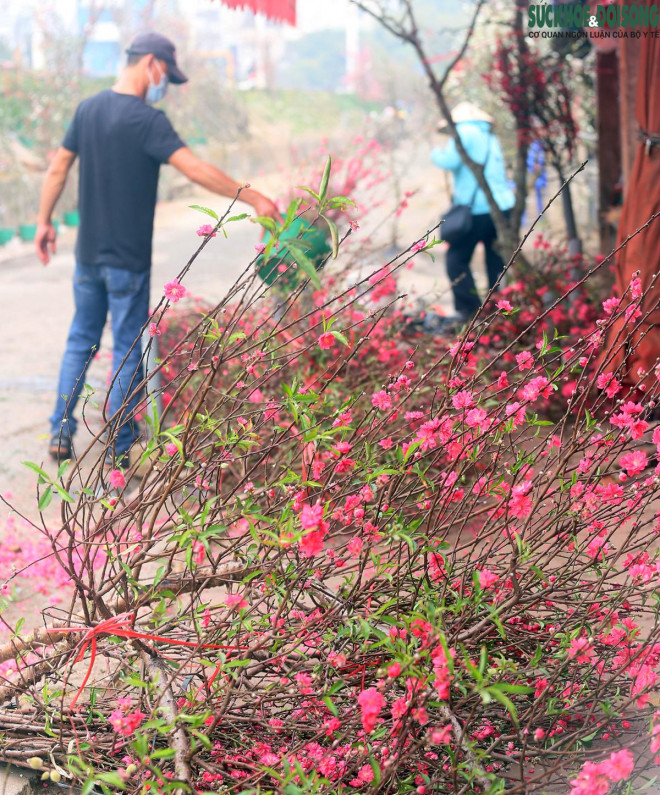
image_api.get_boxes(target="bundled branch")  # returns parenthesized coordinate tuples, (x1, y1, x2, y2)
(0, 181, 659, 795)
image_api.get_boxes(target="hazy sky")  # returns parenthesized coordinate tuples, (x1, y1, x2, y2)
(296, 0, 354, 32)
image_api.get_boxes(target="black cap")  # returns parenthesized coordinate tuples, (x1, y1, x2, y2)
(126, 32, 188, 84)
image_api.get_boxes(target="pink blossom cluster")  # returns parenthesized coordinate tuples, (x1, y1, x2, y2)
(108, 707, 146, 737)
(357, 686, 385, 733)
(569, 749, 634, 794)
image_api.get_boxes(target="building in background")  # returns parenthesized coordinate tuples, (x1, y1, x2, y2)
(0, 0, 369, 93)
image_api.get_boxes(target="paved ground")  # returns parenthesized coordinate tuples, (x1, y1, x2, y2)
(0, 768, 43, 795)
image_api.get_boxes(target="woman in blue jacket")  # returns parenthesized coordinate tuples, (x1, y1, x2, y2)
(432, 102, 515, 320)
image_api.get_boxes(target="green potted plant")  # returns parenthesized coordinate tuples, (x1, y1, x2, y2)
(256, 213, 332, 288)
(0, 183, 17, 245)
(63, 209, 79, 227)
(254, 158, 352, 290)
(19, 221, 38, 242)
(0, 227, 14, 245)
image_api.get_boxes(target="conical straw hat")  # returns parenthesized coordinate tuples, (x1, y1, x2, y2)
(437, 101, 494, 130)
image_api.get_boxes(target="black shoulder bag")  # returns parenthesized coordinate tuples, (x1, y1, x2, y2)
(441, 137, 492, 245)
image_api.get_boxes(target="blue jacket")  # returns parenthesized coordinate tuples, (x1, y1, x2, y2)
(431, 120, 515, 216)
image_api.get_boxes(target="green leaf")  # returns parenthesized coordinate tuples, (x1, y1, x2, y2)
(252, 216, 277, 233)
(153, 566, 166, 588)
(488, 606, 507, 639)
(485, 685, 519, 725)
(540, 329, 549, 355)
(478, 645, 488, 677)
(190, 728, 213, 750)
(38, 487, 53, 511)
(320, 213, 339, 258)
(369, 758, 382, 788)
(284, 198, 303, 226)
(530, 644, 544, 667)
(331, 330, 349, 346)
(437, 632, 455, 675)
(319, 156, 332, 203)
(463, 651, 482, 684)
(283, 242, 321, 289)
(494, 683, 534, 695)
(22, 461, 50, 482)
(131, 733, 149, 757)
(328, 195, 357, 209)
(296, 186, 320, 202)
(403, 440, 421, 464)
(123, 675, 149, 688)
(284, 238, 312, 256)
(52, 483, 74, 503)
(322, 695, 338, 716)
(224, 658, 251, 668)
(96, 772, 127, 789)
(150, 748, 176, 760)
(189, 204, 219, 221)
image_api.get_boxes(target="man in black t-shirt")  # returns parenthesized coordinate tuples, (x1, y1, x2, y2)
(35, 32, 279, 464)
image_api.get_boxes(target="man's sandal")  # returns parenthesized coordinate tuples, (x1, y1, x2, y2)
(48, 434, 72, 461)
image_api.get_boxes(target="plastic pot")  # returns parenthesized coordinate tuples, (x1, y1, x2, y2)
(0, 228, 14, 245)
(19, 223, 37, 242)
(256, 217, 331, 287)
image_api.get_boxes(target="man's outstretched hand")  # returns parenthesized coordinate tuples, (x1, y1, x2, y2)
(250, 193, 282, 222)
(35, 222, 57, 265)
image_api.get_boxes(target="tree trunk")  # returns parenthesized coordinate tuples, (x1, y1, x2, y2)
(510, 3, 531, 237)
(556, 165, 582, 256)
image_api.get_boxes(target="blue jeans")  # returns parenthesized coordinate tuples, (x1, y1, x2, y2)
(50, 262, 150, 456)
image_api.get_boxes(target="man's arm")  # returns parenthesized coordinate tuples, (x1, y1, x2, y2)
(169, 147, 280, 220)
(36, 147, 77, 265)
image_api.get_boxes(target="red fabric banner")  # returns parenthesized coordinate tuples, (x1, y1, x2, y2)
(218, 0, 296, 25)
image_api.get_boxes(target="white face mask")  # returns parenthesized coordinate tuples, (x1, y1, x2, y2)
(146, 61, 169, 104)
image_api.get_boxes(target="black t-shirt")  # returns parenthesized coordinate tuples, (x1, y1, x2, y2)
(62, 89, 185, 272)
